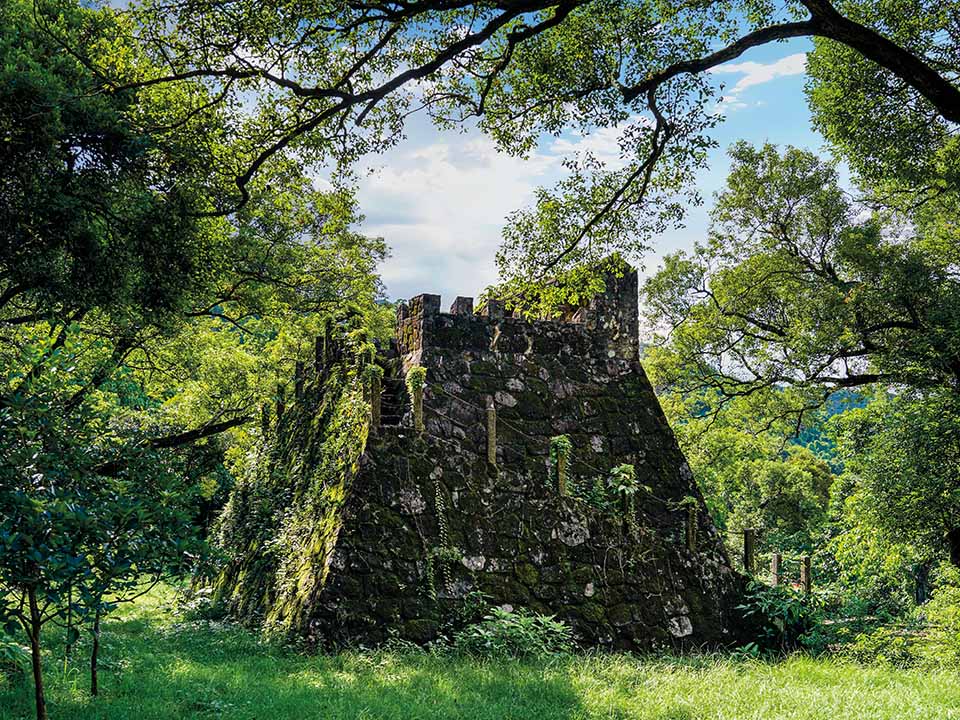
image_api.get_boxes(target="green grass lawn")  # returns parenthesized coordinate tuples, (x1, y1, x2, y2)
(2, 587, 959, 720)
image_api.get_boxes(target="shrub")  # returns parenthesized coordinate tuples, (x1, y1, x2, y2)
(914, 564, 960, 666)
(736, 581, 819, 652)
(452, 607, 574, 658)
(840, 625, 918, 668)
(0, 633, 28, 683)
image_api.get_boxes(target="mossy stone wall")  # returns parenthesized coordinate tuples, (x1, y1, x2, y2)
(304, 266, 745, 649)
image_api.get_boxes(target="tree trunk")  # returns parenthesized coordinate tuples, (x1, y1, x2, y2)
(90, 608, 101, 697)
(27, 586, 47, 720)
(914, 561, 932, 604)
(947, 528, 960, 568)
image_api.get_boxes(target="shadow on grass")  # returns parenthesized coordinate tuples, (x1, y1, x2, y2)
(1, 612, 586, 720)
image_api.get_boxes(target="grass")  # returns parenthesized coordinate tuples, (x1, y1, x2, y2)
(2, 587, 959, 720)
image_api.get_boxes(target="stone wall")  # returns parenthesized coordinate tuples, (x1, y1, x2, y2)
(303, 264, 744, 649)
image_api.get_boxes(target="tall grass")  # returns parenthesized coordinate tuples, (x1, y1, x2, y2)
(1, 586, 958, 719)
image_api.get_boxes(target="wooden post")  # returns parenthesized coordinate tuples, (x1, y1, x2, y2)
(556, 453, 568, 495)
(801, 555, 812, 595)
(743, 528, 755, 575)
(686, 505, 697, 553)
(770, 552, 782, 587)
(412, 386, 424, 433)
(486, 396, 497, 466)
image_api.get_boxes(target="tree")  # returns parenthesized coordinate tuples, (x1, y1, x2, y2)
(643, 142, 960, 433)
(1, 0, 389, 464)
(834, 390, 960, 565)
(805, 1, 960, 197)
(642, 141, 960, 575)
(0, 333, 210, 718)
(0, 4, 388, 717)
(40, 0, 957, 295)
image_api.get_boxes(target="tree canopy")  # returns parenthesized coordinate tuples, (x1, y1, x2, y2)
(27, 0, 954, 298)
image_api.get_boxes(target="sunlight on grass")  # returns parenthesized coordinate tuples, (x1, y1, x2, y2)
(2, 587, 959, 719)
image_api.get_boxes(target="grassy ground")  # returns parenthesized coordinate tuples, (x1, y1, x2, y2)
(2, 587, 959, 720)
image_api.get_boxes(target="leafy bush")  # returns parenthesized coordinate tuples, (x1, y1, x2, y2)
(0, 634, 28, 683)
(736, 581, 819, 652)
(840, 625, 918, 668)
(914, 565, 960, 667)
(452, 607, 574, 658)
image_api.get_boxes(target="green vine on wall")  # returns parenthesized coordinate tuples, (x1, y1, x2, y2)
(424, 478, 460, 601)
(549, 435, 573, 495)
(406, 365, 427, 433)
(361, 363, 384, 391)
(608, 464, 640, 536)
(213, 323, 376, 639)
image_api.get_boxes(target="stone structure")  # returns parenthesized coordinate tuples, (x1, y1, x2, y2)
(300, 263, 744, 649)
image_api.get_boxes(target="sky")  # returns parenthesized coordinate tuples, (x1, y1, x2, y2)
(356, 37, 825, 305)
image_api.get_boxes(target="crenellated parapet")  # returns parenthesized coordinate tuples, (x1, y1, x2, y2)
(394, 265, 640, 362)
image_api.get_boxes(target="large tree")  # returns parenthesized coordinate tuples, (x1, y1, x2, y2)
(644, 142, 960, 428)
(1, 6, 387, 716)
(1, 0, 388, 457)
(41, 0, 957, 295)
(643, 142, 960, 568)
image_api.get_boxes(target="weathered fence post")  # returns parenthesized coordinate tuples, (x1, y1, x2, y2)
(686, 505, 697, 553)
(486, 396, 497, 466)
(801, 555, 812, 595)
(770, 552, 782, 587)
(743, 528, 756, 575)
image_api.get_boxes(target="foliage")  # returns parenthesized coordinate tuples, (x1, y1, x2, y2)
(832, 390, 960, 564)
(19, 0, 944, 311)
(805, 1, 960, 198)
(643, 143, 960, 429)
(405, 365, 427, 433)
(607, 464, 638, 497)
(913, 565, 960, 667)
(0, 332, 214, 714)
(571, 476, 612, 512)
(549, 435, 573, 493)
(0, 633, 28, 682)
(213, 332, 373, 639)
(452, 607, 574, 658)
(405, 366, 427, 394)
(736, 581, 819, 653)
(839, 625, 920, 669)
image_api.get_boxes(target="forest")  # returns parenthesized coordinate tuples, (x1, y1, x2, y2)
(2, 0, 960, 718)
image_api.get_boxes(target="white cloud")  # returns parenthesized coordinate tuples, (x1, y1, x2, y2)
(357, 119, 652, 302)
(357, 133, 562, 302)
(711, 53, 807, 97)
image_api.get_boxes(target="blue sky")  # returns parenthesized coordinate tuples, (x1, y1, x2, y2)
(356, 37, 825, 304)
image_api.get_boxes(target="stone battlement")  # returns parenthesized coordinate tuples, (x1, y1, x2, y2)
(395, 265, 639, 362)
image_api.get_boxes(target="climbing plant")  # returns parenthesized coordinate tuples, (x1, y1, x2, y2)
(608, 464, 640, 535)
(549, 436, 573, 495)
(213, 324, 376, 639)
(406, 366, 427, 433)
